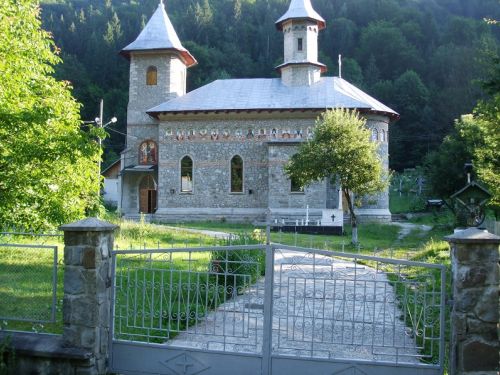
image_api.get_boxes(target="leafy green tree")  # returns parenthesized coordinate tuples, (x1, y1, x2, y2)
(425, 55, 500, 215)
(423, 124, 472, 204)
(390, 70, 431, 170)
(0, 0, 101, 230)
(285, 109, 386, 244)
(357, 21, 421, 80)
(466, 101, 500, 212)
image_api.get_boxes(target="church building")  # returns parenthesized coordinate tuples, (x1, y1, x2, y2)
(118, 0, 398, 224)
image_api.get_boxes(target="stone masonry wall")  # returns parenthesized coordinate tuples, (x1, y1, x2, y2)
(122, 111, 391, 222)
(60, 218, 117, 374)
(358, 115, 390, 207)
(127, 52, 186, 125)
(446, 228, 499, 375)
(267, 142, 328, 210)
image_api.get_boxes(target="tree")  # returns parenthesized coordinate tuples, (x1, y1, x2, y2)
(423, 124, 472, 204)
(390, 70, 431, 170)
(0, 0, 101, 230)
(466, 100, 500, 212)
(284, 109, 387, 244)
(425, 55, 500, 216)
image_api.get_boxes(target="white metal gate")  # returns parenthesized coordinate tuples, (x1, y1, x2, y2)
(109, 244, 446, 375)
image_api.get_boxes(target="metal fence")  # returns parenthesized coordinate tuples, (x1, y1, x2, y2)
(0, 243, 60, 332)
(110, 243, 446, 374)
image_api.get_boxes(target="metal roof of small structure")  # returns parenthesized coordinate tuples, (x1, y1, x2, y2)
(147, 77, 399, 118)
(276, 0, 326, 30)
(120, 1, 197, 67)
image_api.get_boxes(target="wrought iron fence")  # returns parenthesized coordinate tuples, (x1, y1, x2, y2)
(272, 245, 446, 367)
(0, 243, 60, 333)
(111, 243, 446, 371)
(112, 245, 266, 353)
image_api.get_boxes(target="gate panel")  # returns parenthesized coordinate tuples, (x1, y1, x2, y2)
(110, 244, 446, 375)
(110, 245, 268, 374)
(270, 246, 445, 374)
(111, 341, 262, 375)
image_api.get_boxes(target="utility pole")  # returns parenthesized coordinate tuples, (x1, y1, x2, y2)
(98, 99, 104, 197)
(94, 99, 117, 201)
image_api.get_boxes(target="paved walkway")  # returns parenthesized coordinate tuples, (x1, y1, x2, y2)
(168, 248, 420, 364)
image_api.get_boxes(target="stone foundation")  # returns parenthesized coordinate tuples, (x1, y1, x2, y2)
(0, 332, 93, 375)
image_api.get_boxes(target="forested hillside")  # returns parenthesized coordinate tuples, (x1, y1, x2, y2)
(39, 0, 500, 170)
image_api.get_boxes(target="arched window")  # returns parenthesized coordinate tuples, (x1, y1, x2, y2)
(371, 128, 379, 142)
(146, 66, 157, 86)
(231, 155, 243, 193)
(139, 140, 157, 165)
(181, 156, 193, 193)
(381, 129, 386, 142)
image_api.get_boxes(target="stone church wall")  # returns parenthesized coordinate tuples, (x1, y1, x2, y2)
(356, 115, 391, 222)
(127, 52, 186, 125)
(267, 142, 327, 209)
(121, 113, 391, 222)
(153, 117, 320, 221)
(121, 124, 158, 213)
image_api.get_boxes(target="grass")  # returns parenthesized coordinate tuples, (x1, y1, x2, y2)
(389, 191, 426, 214)
(0, 244, 63, 334)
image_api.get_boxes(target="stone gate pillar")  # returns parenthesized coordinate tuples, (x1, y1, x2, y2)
(60, 218, 118, 375)
(445, 227, 499, 374)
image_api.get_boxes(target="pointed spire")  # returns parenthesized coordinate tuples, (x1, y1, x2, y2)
(121, 1, 196, 67)
(276, 0, 325, 30)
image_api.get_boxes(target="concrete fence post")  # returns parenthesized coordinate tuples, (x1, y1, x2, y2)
(445, 227, 500, 374)
(60, 217, 118, 375)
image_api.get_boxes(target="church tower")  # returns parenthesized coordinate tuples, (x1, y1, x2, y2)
(275, 0, 326, 86)
(121, 1, 197, 125)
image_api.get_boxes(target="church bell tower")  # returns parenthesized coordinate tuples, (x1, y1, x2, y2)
(121, 1, 197, 125)
(275, 0, 326, 86)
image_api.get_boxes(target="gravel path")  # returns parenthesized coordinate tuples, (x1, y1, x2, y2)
(163, 225, 236, 240)
(167, 248, 420, 364)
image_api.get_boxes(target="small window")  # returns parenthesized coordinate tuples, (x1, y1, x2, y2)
(231, 155, 243, 193)
(297, 38, 303, 51)
(181, 156, 193, 193)
(371, 128, 379, 142)
(381, 129, 386, 142)
(290, 176, 304, 193)
(146, 66, 157, 86)
(139, 140, 157, 165)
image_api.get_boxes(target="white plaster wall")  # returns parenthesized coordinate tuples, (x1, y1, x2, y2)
(103, 178, 119, 205)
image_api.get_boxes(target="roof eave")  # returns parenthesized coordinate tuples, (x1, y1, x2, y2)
(275, 61, 327, 73)
(119, 48, 198, 68)
(275, 17, 326, 31)
(147, 107, 400, 121)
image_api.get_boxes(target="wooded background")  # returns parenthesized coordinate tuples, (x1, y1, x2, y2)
(39, 0, 500, 171)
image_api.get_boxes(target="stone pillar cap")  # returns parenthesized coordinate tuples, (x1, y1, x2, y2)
(445, 227, 500, 244)
(59, 217, 119, 232)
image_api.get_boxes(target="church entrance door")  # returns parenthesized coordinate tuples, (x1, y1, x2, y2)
(139, 175, 157, 213)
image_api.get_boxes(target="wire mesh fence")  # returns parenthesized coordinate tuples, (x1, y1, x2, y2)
(0, 243, 62, 333)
